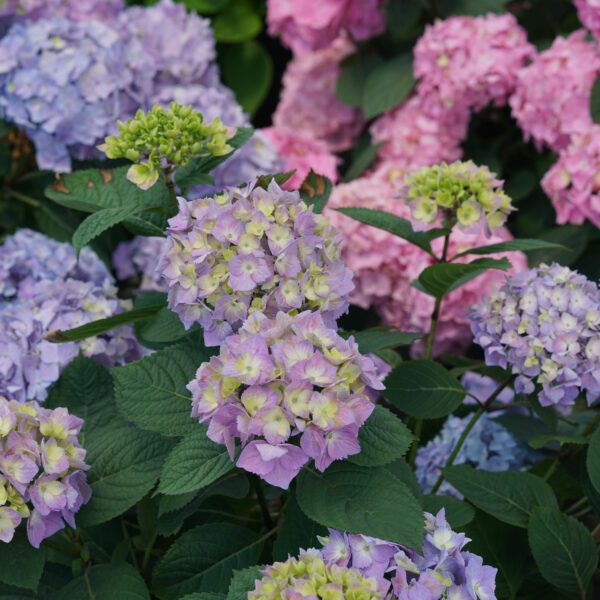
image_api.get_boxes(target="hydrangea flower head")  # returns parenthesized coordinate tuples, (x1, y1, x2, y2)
(414, 14, 534, 116)
(188, 310, 383, 488)
(267, 0, 386, 54)
(510, 31, 600, 152)
(159, 178, 353, 344)
(0, 397, 90, 547)
(0, 0, 124, 22)
(400, 161, 515, 235)
(575, 0, 600, 40)
(541, 126, 600, 229)
(471, 263, 600, 408)
(100, 103, 234, 190)
(0, 17, 155, 172)
(319, 509, 498, 599)
(415, 413, 537, 497)
(249, 548, 383, 599)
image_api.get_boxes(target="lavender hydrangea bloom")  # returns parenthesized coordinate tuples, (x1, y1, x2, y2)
(461, 372, 515, 406)
(415, 413, 538, 497)
(0, 0, 124, 23)
(159, 179, 354, 345)
(0, 397, 90, 547)
(113, 236, 167, 293)
(471, 263, 600, 408)
(319, 509, 498, 599)
(188, 310, 383, 488)
(0, 17, 155, 172)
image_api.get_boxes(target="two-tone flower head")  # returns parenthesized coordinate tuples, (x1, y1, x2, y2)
(575, 0, 600, 40)
(0, 397, 90, 547)
(414, 14, 534, 117)
(0, 16, 155, 172)
(188, 310, 383, 488)
(415, 413, 536, 497)
(266, 0, 386, 55)
(541, 125, 600, 229)
(400, 161, 515, 236)
(510, 30, 600, 152)
(319, 509, 498, 599)
(249, 548, 383, 599)
(159, 178, 353, 344)
(99, 103, 233, 190)
(471, 263, 600, 408)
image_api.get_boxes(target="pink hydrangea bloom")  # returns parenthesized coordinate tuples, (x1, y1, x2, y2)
(267, 0, 386, 54)
(510, 31, 600, 152)
(327, 176, 527, 356)
(575, 0, 600, 40)
(414, 14, 534, 116)
(262, 126, 340, 189)
(273, 36, 362, 152)
(370, 95, 468, 170)
(542, 126, 600, 228)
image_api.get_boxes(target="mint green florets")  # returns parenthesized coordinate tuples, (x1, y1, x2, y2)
(249, 550, 383, 600)
(99, 102, 234, 189)
(400, 160, 515, 236)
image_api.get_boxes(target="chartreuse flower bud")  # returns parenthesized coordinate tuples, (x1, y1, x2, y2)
(249, 550, 383, 599)
(98, 102, 234, 189)
(400, 160, 515, 236)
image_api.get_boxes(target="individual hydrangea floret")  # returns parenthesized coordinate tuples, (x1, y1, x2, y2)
(0, 397, 90, 547)
(575, 0, 600, 40)
(249, 548, 383, 599)
(471, 263, 600, 408)
(415, 413, 536, 497)
(319, 509, 498, 599)
(99, 103, 234, 190)
(400, 161, 515, 236)
(0, 0, 124, 22)
(188, 310, 383, 488)
(159, 178, 353, 344)
(267, 0, 386, 54)
(414, 14, 534, 116)
(0, 17, 155, 172)
(541, 126, 600, 229)
(510, 31, 600, 152)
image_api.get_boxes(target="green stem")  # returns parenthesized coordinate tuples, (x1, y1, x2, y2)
(542, 457, 560, 482)
(141, 531, 157, 573)
(567, 497, 589, 515)
(43, 538, 80, 559)
(5, 188, 41, 208)
(251, 475, 274, 530)
(430, 374, 515, 494)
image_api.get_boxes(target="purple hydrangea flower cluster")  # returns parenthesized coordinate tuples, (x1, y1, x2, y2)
(0, 0, 123, 23)
(188, 310, 383, 489)
(0, 17, 155, 172)
(0, 397, 90, 547)
(158, 179, 354, 345)
(113, 236, 167, 293)
(415, 413, 536, 497)
(471, 263, 600, 408)
(461, 372, 515, 406)
(319, 509, 498, 599)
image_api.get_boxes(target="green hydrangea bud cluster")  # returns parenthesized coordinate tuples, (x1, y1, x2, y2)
(99, 102, 234, 190)
(400, 160, 515, 235)
(249, 549, 383, 600)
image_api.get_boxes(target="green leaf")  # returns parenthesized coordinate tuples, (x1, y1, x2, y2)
(255, 171, 296, 190)
(529, 434, 588, 450)
(184, 0, 231, 13)
(385, 459, 423, 501)
(383, 360, 467, 419)
(422, 495, 474, 528)
(158, 428, 234, 495)
(135, 306, 196, 350)
(444, 465, 558, 528)
(586, 426, 600, 495)
(350, 406, 413, 467)
(77, 418, 173, 526)
(273, 493, 327, 561)
(528, 507, 598, 595)
(336, 53, 383, 108)
(591, 76, 600, 124)
(343, 138, 382, 182)
(179, 595, 225, 600)
(49, 563, 149, 600)
(335, 207, 434, 255)
(220, 40, 273, 117)
(418, 258, 511, 298)
(299, 171, 332, 214)
(386, 0, 423, 40)
(453, 238, 566, 259)
(528, 225, 589, 267)
(439, 0, 506, 16)
(114, 338, 210, 437)
(45, 303, 165, 343)
(495, 413, 552, 445)
(212, 0, 262, 42)
(296, 462, 424, 549)
(226, 566, 263, 600)
(349, 328, 422, 354)
(362, 53, 414, 119)
(152, 523, 263, 599)
(0, 529, 44, 591)
(505, 170, 538, 202)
